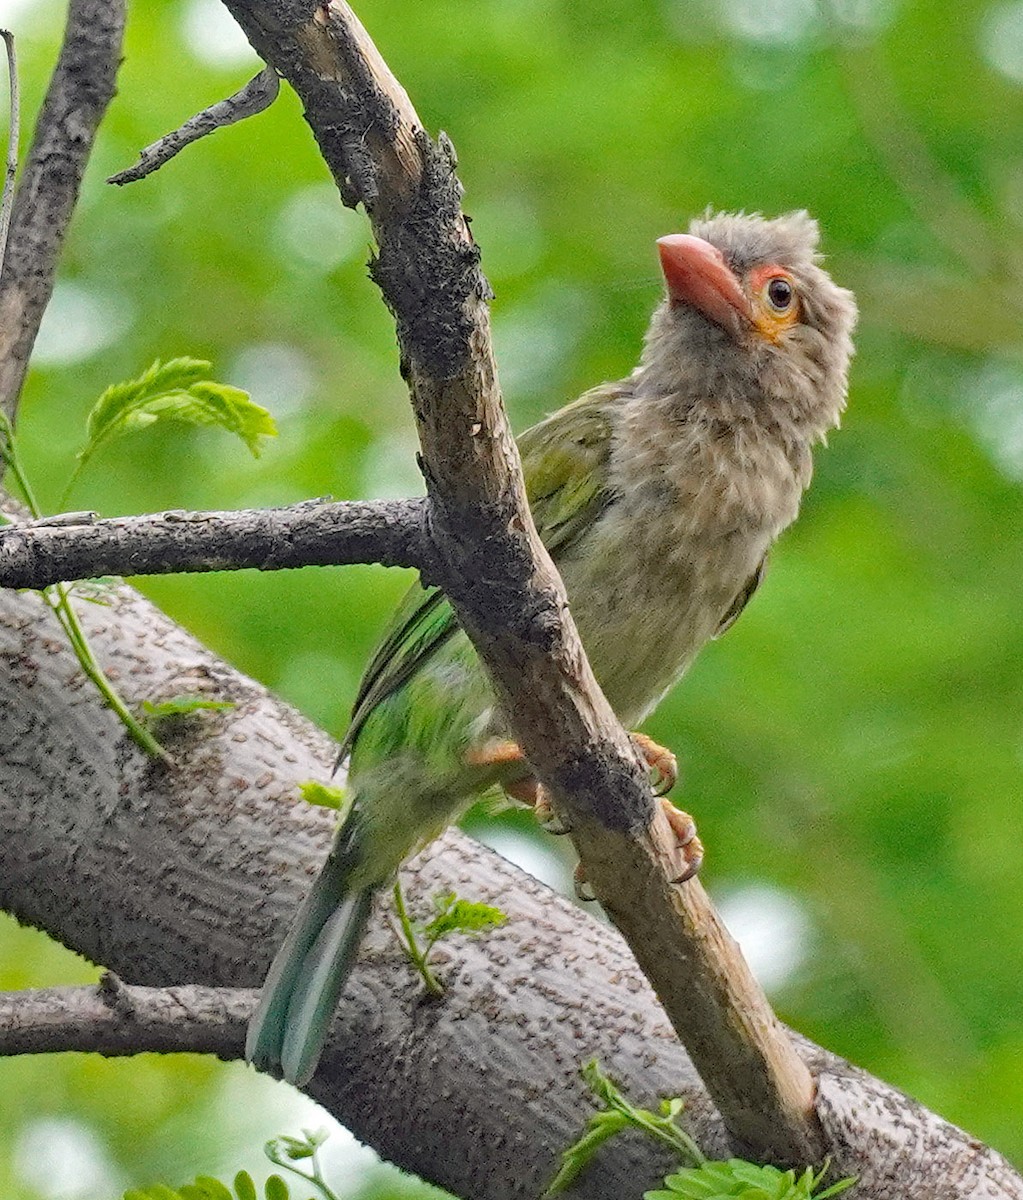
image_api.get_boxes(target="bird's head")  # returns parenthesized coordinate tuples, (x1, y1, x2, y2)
(644, 210, 857, 439)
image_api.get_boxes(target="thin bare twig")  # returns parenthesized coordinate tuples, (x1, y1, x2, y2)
(0, 28, 19, 274)
(108, 64, 280, 186)
(0, 497, 429, 589)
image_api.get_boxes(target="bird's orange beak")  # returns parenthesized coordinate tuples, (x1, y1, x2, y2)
(657, 234, 752, 337)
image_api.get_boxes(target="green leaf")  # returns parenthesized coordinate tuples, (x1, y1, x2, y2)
(193, 1178, 234, 1200)
(271, 1133, 318, 1161)
(264, 1176, 291, 1200)
(657, 1165, 730, 1197)
(813, 1175, 857, 1198)
(423, 893, 507, 942)
(548, 1059, 704, 1195)
(545, 1109, 631, 1194)
(79, 357, 276, 474)
(298, 780, 347, 810)
(122, 1187, 185, 1200)
(141, 695, 236, 721)
(233, 1174, 258, 1200)
(649, 1159, 856, 1200)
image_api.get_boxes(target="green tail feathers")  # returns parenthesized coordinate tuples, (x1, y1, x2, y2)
(246, 848, 373, 1086)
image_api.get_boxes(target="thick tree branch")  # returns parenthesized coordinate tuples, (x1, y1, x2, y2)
(216, 0, 819, 1162)
(0, 584, 1019, 1200)
(0, 977, 251, 1059)
(0, 498, 429, 588)
(0, 0, 124, 423)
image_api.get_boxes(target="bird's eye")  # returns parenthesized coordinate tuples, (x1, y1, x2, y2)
(764, 276, 794, 312)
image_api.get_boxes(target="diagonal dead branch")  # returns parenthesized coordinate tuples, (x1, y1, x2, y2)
(0, 498, 429, 589)
(0, 0, 125, 424)
(219, 0, 821, 1162)
(108, 64, 280, 186)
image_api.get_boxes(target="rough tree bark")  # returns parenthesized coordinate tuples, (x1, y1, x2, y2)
(1, 584, 1020, 1200)
(0, 500, 429, 587)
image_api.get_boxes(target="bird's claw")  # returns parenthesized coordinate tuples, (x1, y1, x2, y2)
(658, 796, 703, 881)
(573, 861, 596, 902)
(632, 732, 679, 796)
(535, 791, 572, 835)
(502, 774, 572, 835)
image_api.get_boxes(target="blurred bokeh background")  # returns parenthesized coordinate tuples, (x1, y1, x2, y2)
(2, 0, 1023, 1194)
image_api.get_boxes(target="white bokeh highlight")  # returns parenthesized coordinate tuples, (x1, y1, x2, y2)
(13, 1117, 124, 1200)
(180, 0, 261, 69)
(980, 2, 1023, 85)
(717, 881, 813, 992)
(230, 342, 316, 420)
(276, 184, 367, 275)
(31, 282, 130, 368)
(964, 359, 1023, 480)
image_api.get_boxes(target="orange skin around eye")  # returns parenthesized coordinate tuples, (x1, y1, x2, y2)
(748, 263, 801, 342)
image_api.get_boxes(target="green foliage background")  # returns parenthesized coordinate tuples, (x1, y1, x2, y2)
(3, 0, 1023, 1194)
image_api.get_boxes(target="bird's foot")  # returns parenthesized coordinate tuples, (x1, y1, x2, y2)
(466, 741, 572, 834)
(573, 861, 596, 902)
(533, 786, 571, 835)
(465, 738, 526, 771)
(631, 732, 679, 796)
(658, 796, 703, 881)
(505, 777, 570, 835)
(572, 798, 702, 901)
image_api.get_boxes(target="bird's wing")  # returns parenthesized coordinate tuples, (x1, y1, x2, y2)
(518, 385, 619, 556)
(714, 554, 767, 637)
(339, 386, 621, 761)
(337, 582, 459, 763)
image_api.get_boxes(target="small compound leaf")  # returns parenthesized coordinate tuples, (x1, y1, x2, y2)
(424, 896, 507, 942)
(544, 1109, 630, 1194)
(233, 1173, 258, 1200)
(274, 1134, 317, 1161)
(80, 357, 276, 471)
(184, 381, 277, 456)
(650, 1156, 858, 1200)
(193, 1178, 234, 1200)
(298, 780, 346, 810)
(141, 695, 236, 722)
(728, 1160, 790, 1189)
(655, 1169, 721, 1197)
(263, 1176, 291, 1200)
(300, 1127, 329, 1151)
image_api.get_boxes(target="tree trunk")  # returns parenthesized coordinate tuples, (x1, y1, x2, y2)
(0, 582, 1018, 1200)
